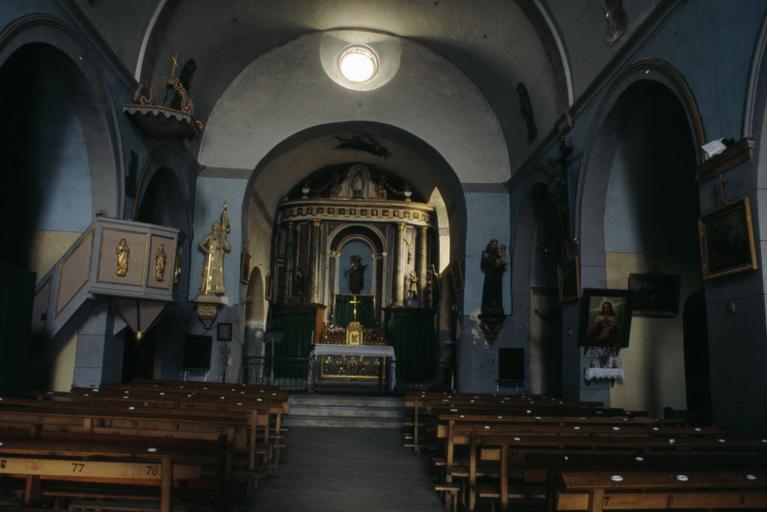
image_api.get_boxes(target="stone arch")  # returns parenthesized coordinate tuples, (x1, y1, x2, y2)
(575, 69, 704, 416)
(239, 121, 468, 296)
(576, 60, 705, 277)
(510, 174, 564, 394)
(0, 15, 123, 221)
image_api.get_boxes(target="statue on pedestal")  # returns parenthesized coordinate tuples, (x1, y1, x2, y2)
(345, 255, 367, 294)
(195, 202, 231, 329)
(479, 238, 508, 343)
(199, 203, 231, 295)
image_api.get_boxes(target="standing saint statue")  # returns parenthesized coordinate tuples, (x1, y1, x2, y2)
(155, 244, 167, 281)
(480, 239, 507, 313)
(345, 255, 367, 294)
(198, 203, 231, 296)
(115, 238, 130, 277)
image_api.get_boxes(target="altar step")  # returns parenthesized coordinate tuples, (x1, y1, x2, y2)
(285, 394, 405, 429)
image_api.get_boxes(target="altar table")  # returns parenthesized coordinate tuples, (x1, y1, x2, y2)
(308, 344, 396, 392)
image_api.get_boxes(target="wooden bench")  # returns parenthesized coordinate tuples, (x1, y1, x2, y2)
(0, 434, 226, 511)
(556, 469, 767, 511)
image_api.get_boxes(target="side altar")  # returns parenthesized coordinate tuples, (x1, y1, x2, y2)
(308, 296, 396, 392)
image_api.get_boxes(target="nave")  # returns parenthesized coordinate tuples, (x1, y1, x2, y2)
(247, 427, 442, 512)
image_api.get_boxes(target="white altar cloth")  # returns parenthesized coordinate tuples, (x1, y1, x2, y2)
(309, 344, 396, 391)
(584, 367, 624, 382)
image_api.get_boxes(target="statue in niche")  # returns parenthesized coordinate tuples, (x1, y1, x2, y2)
(407, 271, 419, 305)
(601, 0, 626, 47)
(292, 267, 305, 298)
(155, 244, 167, 282)
(351, 170, 365, 199)
(198, 203, 231, 296)
(345, 255, 367, 294)
(516, 83, 538, 144)
(115, 238, 130, 277)
(480, 239, 507, 313)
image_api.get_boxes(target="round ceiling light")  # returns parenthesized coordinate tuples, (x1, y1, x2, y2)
(338, 45, 379, 83)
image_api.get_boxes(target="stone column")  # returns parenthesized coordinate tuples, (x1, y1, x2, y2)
(310, 219, 322, 304)
(394, 222, 406, 306)
(284, 222, 294, 301)
(418, 225, 429, 307)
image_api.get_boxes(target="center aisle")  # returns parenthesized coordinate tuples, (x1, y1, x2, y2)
(244, 427, 443, 512)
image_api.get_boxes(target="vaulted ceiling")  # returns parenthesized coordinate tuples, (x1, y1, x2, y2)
(74, 0, 662, 174)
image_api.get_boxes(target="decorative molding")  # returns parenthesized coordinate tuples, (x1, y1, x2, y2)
(279, 198, 434, 228)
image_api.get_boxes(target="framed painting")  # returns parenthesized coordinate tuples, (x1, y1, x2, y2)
(578, 288, 633, 347)
(557, 255, 580, 303)
(628, 273, 680, 317)
(698, 198, 758, 280)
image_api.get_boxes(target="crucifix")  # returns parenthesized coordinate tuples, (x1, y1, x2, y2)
(170, 53, 179, 77)
(349, 295, 361, 322)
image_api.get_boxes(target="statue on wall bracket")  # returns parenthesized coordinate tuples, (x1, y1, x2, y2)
(195, 202, 231, 329)
(478, 238, 507, 343)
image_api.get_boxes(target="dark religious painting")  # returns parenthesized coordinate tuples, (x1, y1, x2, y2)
(628, 273, 680, 317)
(557, 255, 580, 303)
(578, 288, 633, 347)
(698, 198, 758, 280)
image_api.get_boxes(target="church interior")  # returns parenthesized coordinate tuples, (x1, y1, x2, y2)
(1, 1, 767, 510)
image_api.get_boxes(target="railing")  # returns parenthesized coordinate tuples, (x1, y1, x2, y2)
(243, 355, 310, 390)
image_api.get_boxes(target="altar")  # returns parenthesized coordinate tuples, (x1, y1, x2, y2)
(266, 163, 439, 388)
(308, 343, 396, 392)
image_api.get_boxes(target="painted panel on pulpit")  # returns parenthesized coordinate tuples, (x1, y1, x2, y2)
(339, 240, 372, 295)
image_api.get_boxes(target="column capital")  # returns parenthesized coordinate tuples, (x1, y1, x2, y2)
(312, 218, 321, 228)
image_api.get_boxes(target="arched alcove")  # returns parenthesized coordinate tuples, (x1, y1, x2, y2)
(510, 180, 563, 395)
(0, 42, 116, 277)
(243, 266, 266, 383)
(578, 78, 707, 417)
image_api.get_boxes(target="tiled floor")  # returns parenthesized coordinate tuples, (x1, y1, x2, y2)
(245, 427, 443, 511)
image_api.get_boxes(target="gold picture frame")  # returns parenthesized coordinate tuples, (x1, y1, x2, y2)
(698, 197, 758, 280)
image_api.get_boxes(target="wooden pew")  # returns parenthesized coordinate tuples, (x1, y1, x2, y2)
(556, 469, 767, 511)
(472, 433, 767, 511)
(0, 433, 226, 511)
(0, 400, 267, 484)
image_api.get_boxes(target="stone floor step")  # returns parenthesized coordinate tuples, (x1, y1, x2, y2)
(284, 415, 404, 429)
(288, 404, 404, 419)
(288, 394, 404, 408)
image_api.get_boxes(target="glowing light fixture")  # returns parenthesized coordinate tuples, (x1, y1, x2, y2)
(338, 45, 378, 83)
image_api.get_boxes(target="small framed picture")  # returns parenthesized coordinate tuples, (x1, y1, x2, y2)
(628, 273, 680, 317)
(557, 255, 580, 303)
(217, 322, 232, 342)
(698, 197, 758, 280)
(578, 288, 633, 347)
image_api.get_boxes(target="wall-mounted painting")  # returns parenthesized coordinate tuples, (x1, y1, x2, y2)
(578, 288, 633, 347)
(698, 197, 758, 280)
(558, 255, 580, 303)
(628, 273, 680, 317)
